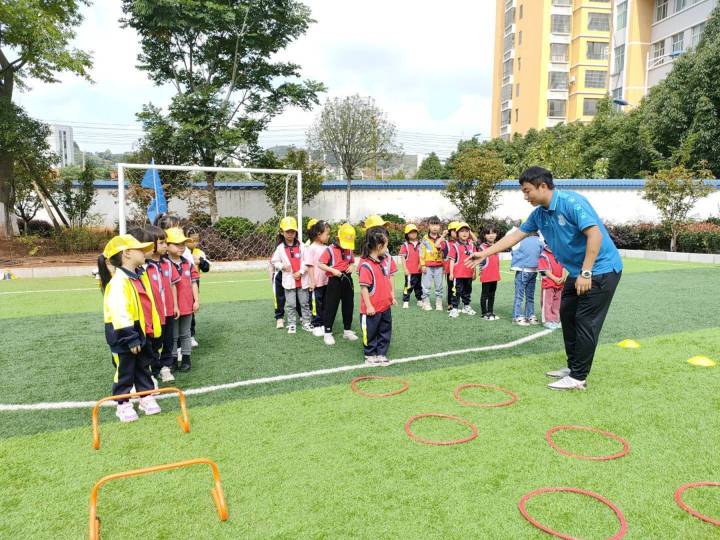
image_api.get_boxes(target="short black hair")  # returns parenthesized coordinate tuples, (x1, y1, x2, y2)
(519, 166, 554, 189)
(427, 216, 440, 225)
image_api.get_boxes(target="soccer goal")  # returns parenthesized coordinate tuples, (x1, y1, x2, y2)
(116, 163, 304, 261)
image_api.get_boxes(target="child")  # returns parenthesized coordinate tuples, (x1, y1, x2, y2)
(399, 223, 422, 309)
(510, 232, 543, 326)
(165, 227, 200, 371)
(359, 227, 397, 366)
(305, 218, 318, 246)
(538, 243, 566, 330)
(186, 226, 210, 348)
(304, 220, 331, 337)
(130, 226, 180, 383)
(449, 222, 477, 318)
(271, 217, 312, 334)
(479, 226, 501, 321)
(438, 221, 459, 312)
(419, 216, 445, 311)
(317, 223, 358, 345)
(97, 234, 162, 422)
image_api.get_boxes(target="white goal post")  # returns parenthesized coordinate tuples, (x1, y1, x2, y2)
(116, 163, 304, 241)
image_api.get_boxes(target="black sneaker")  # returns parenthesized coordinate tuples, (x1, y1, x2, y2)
(179, 355, 191, 372)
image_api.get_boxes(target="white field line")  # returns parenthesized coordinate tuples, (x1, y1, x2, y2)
(0, 279, 268, 296)
(0, 329, 552, 412)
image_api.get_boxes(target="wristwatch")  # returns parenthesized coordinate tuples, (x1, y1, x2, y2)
(580, 270, 592, 279)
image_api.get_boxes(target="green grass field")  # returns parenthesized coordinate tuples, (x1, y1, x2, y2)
(1, 259, 718, 539)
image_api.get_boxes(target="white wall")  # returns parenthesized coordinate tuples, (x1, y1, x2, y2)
(76, 184, 720, 227)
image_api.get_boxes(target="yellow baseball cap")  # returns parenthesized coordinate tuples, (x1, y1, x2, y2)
(279, 216, 298, 232)
(165, 227, 190, 245)
(103, 234, 153, 259)
(364, 214, 389, 229)
(338, 223, 356, 250)
(404, 223, 418, 235)
(307, 218, 318, 230)
(456, 222, 471, 231)
(447, 221, 460, 231)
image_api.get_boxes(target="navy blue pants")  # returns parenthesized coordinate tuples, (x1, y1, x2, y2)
(446, 274, 455, 310)
(361, 309, 392, 357)
(311, 285, 326, 328)
(451, 278, 472, 309)
(159, 319, 176, 369)
(402, 274, 423, 302)
(111, 341, 154, 403)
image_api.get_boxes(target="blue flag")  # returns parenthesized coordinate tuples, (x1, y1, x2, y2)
(142, 160, 167, 224)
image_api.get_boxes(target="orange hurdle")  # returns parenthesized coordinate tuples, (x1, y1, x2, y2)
(92, 387, 190, 450)
(88, 458, 228, 539)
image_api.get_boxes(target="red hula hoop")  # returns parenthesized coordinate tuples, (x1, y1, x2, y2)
(675, 482, 720, 526)
(546, 425, 630, 461)
(518, 487, 628, 540)
(350, 376, 409, 398)
(404, 413, 479, 446)
(453, 384, 518, 408)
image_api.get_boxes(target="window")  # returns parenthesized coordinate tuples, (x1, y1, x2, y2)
(612, 87, 624, 110)
(674, 0, 686, 12)
(550, 43, 569, 62)
(516, 83, 520, 97)
(551, 14, 571, 33)
(515, 109, 519, 122)
(552, 0, 571, 5)
(519, 31, 523, 45)
(616, 1, 627, 30)
(651, 40, 665, 66)
(585, 70, 607, 88)
(548, 71, 569, 90)
(519, 4, 523, 18)
(504, 7, 515, 27)
(501, 109, 511, 126)
(587, 41, 609, 60)
(588, 13, 611, 31)
(547, 99, 567, 117)
(613, 44, 625, 73)
(584, 98, 601, 116)
(503, 58, 513, 77)
(691, 22, 706, 49)
(504, 33, 514, 51)
(501, 84, 512, 101)
(672, 32, 684, 55)
(655, 0, 668, 22)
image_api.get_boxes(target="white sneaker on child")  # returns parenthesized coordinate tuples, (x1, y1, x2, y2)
(364, 356, 380, 366)
(461, 306, 476, 316)
(527, 315, 539, 325)
(436, 299, 443, 311)
(324, 333, 335, 346)
(377, 356, 390, 366)
(513, 317, 530, 326)
(116, 402, 139, 423)
(402, 301, 409, 309)
(312, 326, 324, 337)
(287, 325, 296, 334)
(159, 366, 175, 382)
(138, 395, 162, 415)
(191, 337, 199, 347)
(302, 323, 314, 333)
(276, 319, 284, 329)
(422, 301, 432, 311)
(343, 330, 359, 341)
(449, 308, 459, 318)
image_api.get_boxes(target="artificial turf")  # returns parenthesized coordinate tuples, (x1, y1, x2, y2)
(0, 258, 718, 538)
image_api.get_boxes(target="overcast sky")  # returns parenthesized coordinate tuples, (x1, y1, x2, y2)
(16, 1, 496, 156)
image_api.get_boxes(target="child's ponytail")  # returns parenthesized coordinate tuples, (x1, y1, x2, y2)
(97, 252, 124, 293)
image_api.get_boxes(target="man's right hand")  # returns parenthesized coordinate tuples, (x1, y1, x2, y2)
(465, 252, 487, 268)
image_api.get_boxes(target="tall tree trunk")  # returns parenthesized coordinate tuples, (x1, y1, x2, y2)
(670, 229, 678, 252)
(345, 177, 351, 221)
(0, 149, 18, 237)
(205, 170, 219, 223)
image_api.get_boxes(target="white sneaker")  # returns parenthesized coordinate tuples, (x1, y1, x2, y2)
(276, 319, 284, 329)
(416, 299, 424, 308)
(513, 317, 530, 326)
(527, 315, 539, 325)
(116, 402, 139, 422)
(151, 376, 159, 390)
(436, 299, 443, 311)
(548, 376, 587, 391)
(343, 330, 359, 341)
(491, 313, 500, 320)
(449, 308, 459, 318)
(461, 306, 476, 316)
(324, 333, 336, 346)
(402, 301, 409, 309)
(159, 366, 175, 382)
(546, 367, 571, 378)
(422, 301, 432, 311)
(302, 323, 314, 333)
(365, 355, 380, 366)
(138, 395, 162, 415)
(377, 355, 390, 366)
(312, 326, 324, 337)
(287, 325, 296, 334)
(191, 337, 199, 347)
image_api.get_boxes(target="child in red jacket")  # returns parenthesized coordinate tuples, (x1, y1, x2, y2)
(538, 243, 566, 330)
(479, 226, 501, 321)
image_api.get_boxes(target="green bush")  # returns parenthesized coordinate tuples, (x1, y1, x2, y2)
(677, 223, 720, 253)
(52, 228, 114, 254)
(213, 217, 258, 240)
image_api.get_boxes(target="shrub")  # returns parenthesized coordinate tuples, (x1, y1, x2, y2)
(213, 217, 258, 241)
(676, 222, 720, 254)
(26, 220, 54, 238)
(52, 228, 115, 254)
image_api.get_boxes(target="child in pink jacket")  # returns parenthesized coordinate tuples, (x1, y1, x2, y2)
(271, 218, 312, 334)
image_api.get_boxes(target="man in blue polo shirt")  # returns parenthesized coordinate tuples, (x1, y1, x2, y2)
(467, 166, 622, 391)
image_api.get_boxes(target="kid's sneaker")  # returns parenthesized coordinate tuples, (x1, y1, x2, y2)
(116, 402, 139, 423)
(324, 333, 336, 346)
(364, 356, 380, 366)
(276, 319, 284, 329)
(527, 315, 539, 325)
(513, 317, 530, 326)
(343, 330, 359, 341)
(159, 366, 175, 383)
(377, 356, 390, 366)
(312, 326, 324, 337)
(435, 299, 443, 311)
(449, 308, 459, 318)
(191, 337, 199, 347)
(302, 323, 314, 333)
(287, 325, 297, 334)
(422, 301, 432, 311)
(461, 306, 476, 316)
(138, 395, 162, 415)
(402, 301, 409, 309)
(490, 313, 500, 320)
(547, 376, 587, 391)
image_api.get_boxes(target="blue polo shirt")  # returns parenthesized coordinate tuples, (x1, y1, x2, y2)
(520, 190, 623, 278)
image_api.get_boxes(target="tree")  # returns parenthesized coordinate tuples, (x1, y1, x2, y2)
(0, 0, 92, 237)
(444, 147, 505, 232)
(121, 0, 325, 222)
(415, 152, 444, 179)
(254, 147, 323, 217)
(308, 95, 399, 219)
(58, 162, 97, 228)
(643, 164, 714, 252)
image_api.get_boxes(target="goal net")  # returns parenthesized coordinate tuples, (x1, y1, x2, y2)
(116, 163, 304, 262)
